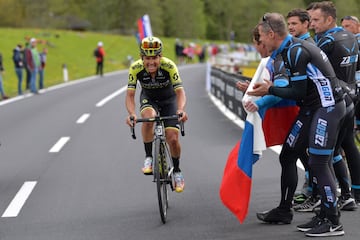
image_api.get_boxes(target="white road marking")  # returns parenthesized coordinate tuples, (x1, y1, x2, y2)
(208, 93, 245, 129)
(96, 86, 127, 107)
(2, 181, 37, 217)
(0, 79, 130, 218)
(76, 113, 90, 124)
(49, 137, 70, 153)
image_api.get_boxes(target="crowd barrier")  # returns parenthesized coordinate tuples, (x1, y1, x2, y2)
(207, 63, 251, 121)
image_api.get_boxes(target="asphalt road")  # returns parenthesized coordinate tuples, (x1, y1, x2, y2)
(0, 64, 359, 240)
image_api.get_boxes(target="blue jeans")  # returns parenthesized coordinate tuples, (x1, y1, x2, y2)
(38, 69, 44, 89)
(15, 67, 23, 94)
(30, 68, 38, 93)
(0, 73, 5, 97)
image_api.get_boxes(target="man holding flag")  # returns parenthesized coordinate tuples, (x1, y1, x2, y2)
(248, 13, 346, 237)
(219, 24, 299, 224)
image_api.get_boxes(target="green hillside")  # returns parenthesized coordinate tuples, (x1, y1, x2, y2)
(0, 28, 182, 97)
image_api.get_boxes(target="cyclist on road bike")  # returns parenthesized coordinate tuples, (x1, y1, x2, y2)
(125, 36, 188, 193)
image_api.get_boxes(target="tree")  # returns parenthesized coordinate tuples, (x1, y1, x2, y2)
(203, 0, 271, 41)
(161, 0, 206, 39)
(1, 0, 360, 42)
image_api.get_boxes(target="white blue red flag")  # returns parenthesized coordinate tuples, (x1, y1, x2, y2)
(137, 14, 153, 40)
(219, 57, 299, 223)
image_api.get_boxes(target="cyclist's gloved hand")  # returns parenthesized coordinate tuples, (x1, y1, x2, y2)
(176, 110, 188, 122)
(126, 115, 137, 127)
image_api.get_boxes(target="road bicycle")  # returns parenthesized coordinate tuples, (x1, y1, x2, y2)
(130, 114, 184, 223)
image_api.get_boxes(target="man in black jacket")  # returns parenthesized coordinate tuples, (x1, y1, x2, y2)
(13, 44, 24, 95)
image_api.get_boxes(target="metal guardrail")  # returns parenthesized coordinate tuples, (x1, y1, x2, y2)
(209, 66, 251, 121)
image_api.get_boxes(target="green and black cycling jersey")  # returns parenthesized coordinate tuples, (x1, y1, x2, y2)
(127, 57, 183, 101)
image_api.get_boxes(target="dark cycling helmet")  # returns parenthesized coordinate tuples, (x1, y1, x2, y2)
(140, 36, 163, 56)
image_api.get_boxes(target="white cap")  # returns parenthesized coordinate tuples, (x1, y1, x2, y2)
(30, 38, 36, 43)
(98, 41, 103, 47)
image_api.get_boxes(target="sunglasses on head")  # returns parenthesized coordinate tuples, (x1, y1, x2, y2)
(341, 16, 359, 23)
(262, 13, 274, 31)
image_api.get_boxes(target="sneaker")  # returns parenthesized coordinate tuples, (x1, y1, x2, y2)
(174, 171, 185, 193)
(256, 207, 293, 224)
(293, 196, 321, 212)
(142, 157, 153, 175)
(294, 193, 308, 204)
(355, 192, 360, 206)
(305, 218, 345, 237)
(338, 196, 357, 211)
(297, 214, 323, 232)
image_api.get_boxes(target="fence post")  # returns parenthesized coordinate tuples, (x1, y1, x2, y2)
(62, 64, 68, 82)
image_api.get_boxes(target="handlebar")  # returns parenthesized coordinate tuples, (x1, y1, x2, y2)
(130, 114, 185, 139)
(130, 116, 136, 139)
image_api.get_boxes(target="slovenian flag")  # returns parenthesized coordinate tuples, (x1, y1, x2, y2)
(137, 14, 153, 40)
(219, 57, 299, 223)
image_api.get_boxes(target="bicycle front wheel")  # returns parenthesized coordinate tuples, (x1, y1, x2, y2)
(154, 138, 168, 223)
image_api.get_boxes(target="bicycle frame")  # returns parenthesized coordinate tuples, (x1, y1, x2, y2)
(130, 114, 184, 223)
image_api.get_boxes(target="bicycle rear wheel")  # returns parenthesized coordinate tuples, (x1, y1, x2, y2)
(154, 138, 168, 223)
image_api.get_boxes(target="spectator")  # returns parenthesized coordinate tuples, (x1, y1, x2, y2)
(196, 44, 206, 63)
(209, 44, 219, 64)
(13, 44, 24, 95)
(175, 38, 185, 64)
(249, 12, 346, 237)
(341, 15, 360, 135)
(340, 15, 360, 35)
(0, 52, 9, 100)
(94, 41, 105, 76)
(23, 42, 31, 90)
(287, 8, 315, 43)
(308, 1, 360, 209)
(341, 15, 360, 84)
(286, 8, 315, 206)
(38, 48, 48, 89)
(25, 38, 40, 94)
(182, 42, 196, 63)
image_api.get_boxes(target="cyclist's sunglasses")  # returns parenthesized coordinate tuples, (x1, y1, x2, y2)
(142, 41, 161, 49)
(262, 13, 274, 31)
(340, 16, 359, 23)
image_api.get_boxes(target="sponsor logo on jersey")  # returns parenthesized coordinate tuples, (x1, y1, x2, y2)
(287, 120, 303, 146)
(132, 62, 143, 70)
(340, 54, 358, 66)
(315, 118, 327, 146)
(318, 79, 333, 102)
(324, 185, 335, 202)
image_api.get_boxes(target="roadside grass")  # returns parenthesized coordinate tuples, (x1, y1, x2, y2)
(0, 28, 180, 97)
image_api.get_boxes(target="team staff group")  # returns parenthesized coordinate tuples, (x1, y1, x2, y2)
(241, 1, 360, 238)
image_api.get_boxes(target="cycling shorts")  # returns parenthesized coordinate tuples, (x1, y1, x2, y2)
(140, 92, 179, 130)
